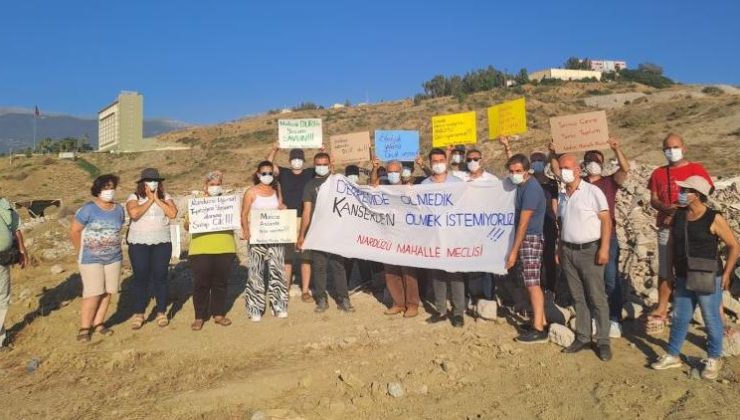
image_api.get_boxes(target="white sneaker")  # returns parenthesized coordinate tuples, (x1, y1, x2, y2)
(651, 354, 682, 370)
(275, 311, 288, 319)
(250, 314, 262, 322)
(701, 358, 722, 380)
(609, 321, 622, 338)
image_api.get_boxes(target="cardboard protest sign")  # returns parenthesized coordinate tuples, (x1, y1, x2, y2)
(303, 175, 516, 274)
(188, 195, 241, 234)
(330, 131, 372, 165)
(487, 97, 527, 139)
(550, 110, 609, 153)
(278, 118, 323, 149)
(249, 209, 297, 244)
(374, 130, 419, 162)
(431, 111, 477, 147)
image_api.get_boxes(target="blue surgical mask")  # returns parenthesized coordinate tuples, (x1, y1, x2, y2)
(678, 191, 689, 206)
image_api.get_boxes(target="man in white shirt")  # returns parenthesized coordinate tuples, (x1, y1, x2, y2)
(452, 149, 499, 183)
(557, 154, 613, 361)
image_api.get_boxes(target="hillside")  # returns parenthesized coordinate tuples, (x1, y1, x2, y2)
(0, 81, 739, 419)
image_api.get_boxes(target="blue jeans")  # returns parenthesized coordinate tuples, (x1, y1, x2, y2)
(667, 276, 723, 359)
(604, 234, 622, 321)
(129, 243, 172, 314)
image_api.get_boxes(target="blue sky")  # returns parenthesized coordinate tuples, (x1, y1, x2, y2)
(1, 0, 738, 124)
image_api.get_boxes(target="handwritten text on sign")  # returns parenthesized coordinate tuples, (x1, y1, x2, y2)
(550, 110, 609, 153)
(374, 130, 420, 162)
(188, 195, 241, 234)
(431, 111, 477, 147)
(278, 119, 323, 149)
(302, 175, 516, 274)
(488, 97, 527, 138)
(249, 209, 297, 244)
(330, 131, 371, 165)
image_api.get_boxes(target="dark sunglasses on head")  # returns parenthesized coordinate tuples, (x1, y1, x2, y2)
(259, 172, 274, 176)
(466, 157, 481, 162)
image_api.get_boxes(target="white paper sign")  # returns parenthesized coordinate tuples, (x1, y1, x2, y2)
(303, 175, 516, 274)
(278, 118, 323, 148)
(249, 209, 297, 244)
(188, 195, 241, 234)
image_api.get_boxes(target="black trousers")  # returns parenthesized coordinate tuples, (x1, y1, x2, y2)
(189, 253, 235, 320)
(312, 251, 349, 302)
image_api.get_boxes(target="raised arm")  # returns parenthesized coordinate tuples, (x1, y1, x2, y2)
(609, 138, 630, 186)
(369, 155, 381, 186)
(548, 140, 561, 178)
(499, 137, 513, 160)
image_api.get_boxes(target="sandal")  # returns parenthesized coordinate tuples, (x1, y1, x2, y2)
(77, 328, 92, 342)
(301, 292, 312, 303)
(156, 313, 169, 327)
(213, 316, 232, 327)
(131, 314, 145, 330)
(191, 319, 204, 331)
(93, 323, 114, 336)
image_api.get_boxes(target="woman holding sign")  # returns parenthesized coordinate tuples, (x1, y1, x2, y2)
(241, 161, 289, 321)
(184, 170, 237, 331)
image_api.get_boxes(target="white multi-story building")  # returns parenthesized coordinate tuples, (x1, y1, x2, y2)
(589, 60, 628, 72)
(98, 91, 144, 152)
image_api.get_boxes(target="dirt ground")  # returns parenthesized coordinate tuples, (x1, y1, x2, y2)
(1, 257, 739, 420)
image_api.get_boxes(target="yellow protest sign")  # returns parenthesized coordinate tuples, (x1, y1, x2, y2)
(431, 111, 477, 147)
(487, 97, 527, 138)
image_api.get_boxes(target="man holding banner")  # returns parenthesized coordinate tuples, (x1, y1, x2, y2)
(297, 152, 354, 313)
(422, 148, 466, 327)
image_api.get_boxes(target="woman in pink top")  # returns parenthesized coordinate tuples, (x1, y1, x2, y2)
(241, 161, 288, 321)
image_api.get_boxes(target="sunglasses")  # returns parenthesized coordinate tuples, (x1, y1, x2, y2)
(679, 187, 697, 194)
(259, 172, 274, 176)
(466, 157, 481, 162)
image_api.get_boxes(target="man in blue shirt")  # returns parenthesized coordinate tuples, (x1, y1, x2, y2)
(506, 154, 548, 343)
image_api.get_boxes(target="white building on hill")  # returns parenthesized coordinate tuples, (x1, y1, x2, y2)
(590, 60, 627, 72)
(528, 68, 602, 82)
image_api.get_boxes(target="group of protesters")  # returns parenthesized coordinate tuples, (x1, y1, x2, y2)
(0, 133, 737, 380)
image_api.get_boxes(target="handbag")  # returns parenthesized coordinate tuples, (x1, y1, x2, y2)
(683, 212, 718, 294)
(0, 240, 21, 266)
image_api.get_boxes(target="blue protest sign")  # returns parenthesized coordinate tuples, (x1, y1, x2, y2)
(374, 130, 419, 162)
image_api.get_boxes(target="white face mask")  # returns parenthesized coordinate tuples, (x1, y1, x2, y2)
(467, 160, 481, 172)
(315, 165, 330, 177)
(401, 168, 412, 179)
(585, 161, 602, 176)
(347, 174, 359, 183)
(207, 185, 223, 196)
(99, 189, 115, 202)
(145, 181, 159, 192)
(387, 172, 401, 184)
(451, 154, 463, 164)
(560, 169, 576, 183)
(509, 173, 525, 185)
(259, 175, 274, 185)
(664, 148, 683, 163)
(290, 159, 304, 170)
(431, 162, 447, 175)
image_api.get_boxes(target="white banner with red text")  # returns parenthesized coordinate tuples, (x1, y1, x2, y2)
(303, 174, 516, 274)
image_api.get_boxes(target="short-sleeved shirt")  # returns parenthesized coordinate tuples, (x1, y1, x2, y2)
(515, 177, 546, 235)
(126, 193, 173, 245)
(279, 167, 315, 217)
(648, 162, 713, 226)
(558, 180, 609, 244)
(302, 175, 329, 206)
(452, 170, 499, 183)
(75, 202, 125, 265)
(421, 174, 464, 184)
(586, 175, 619, 227)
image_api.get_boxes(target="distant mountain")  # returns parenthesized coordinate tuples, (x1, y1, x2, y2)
(0, 108, 191, 153)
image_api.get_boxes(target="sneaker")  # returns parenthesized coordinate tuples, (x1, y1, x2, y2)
(609, 321, 622, 338)
(701, 358, 722, 380)
(562, 340, 591, 354)
(516, 329, 549, 344)
(275, 311, 288, 319)
(451, 315, 465, 328)
(425, 313, 447, 324)
(250, 313, 262, 322)
(315, 299, 329, 313)
(337, 299, 355, 313)
(650, 354, 682, 370)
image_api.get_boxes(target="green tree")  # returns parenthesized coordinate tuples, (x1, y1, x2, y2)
(515, 68, 529, 84)
(638, 62, 663, 75)
(563, 56, 591, 70)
